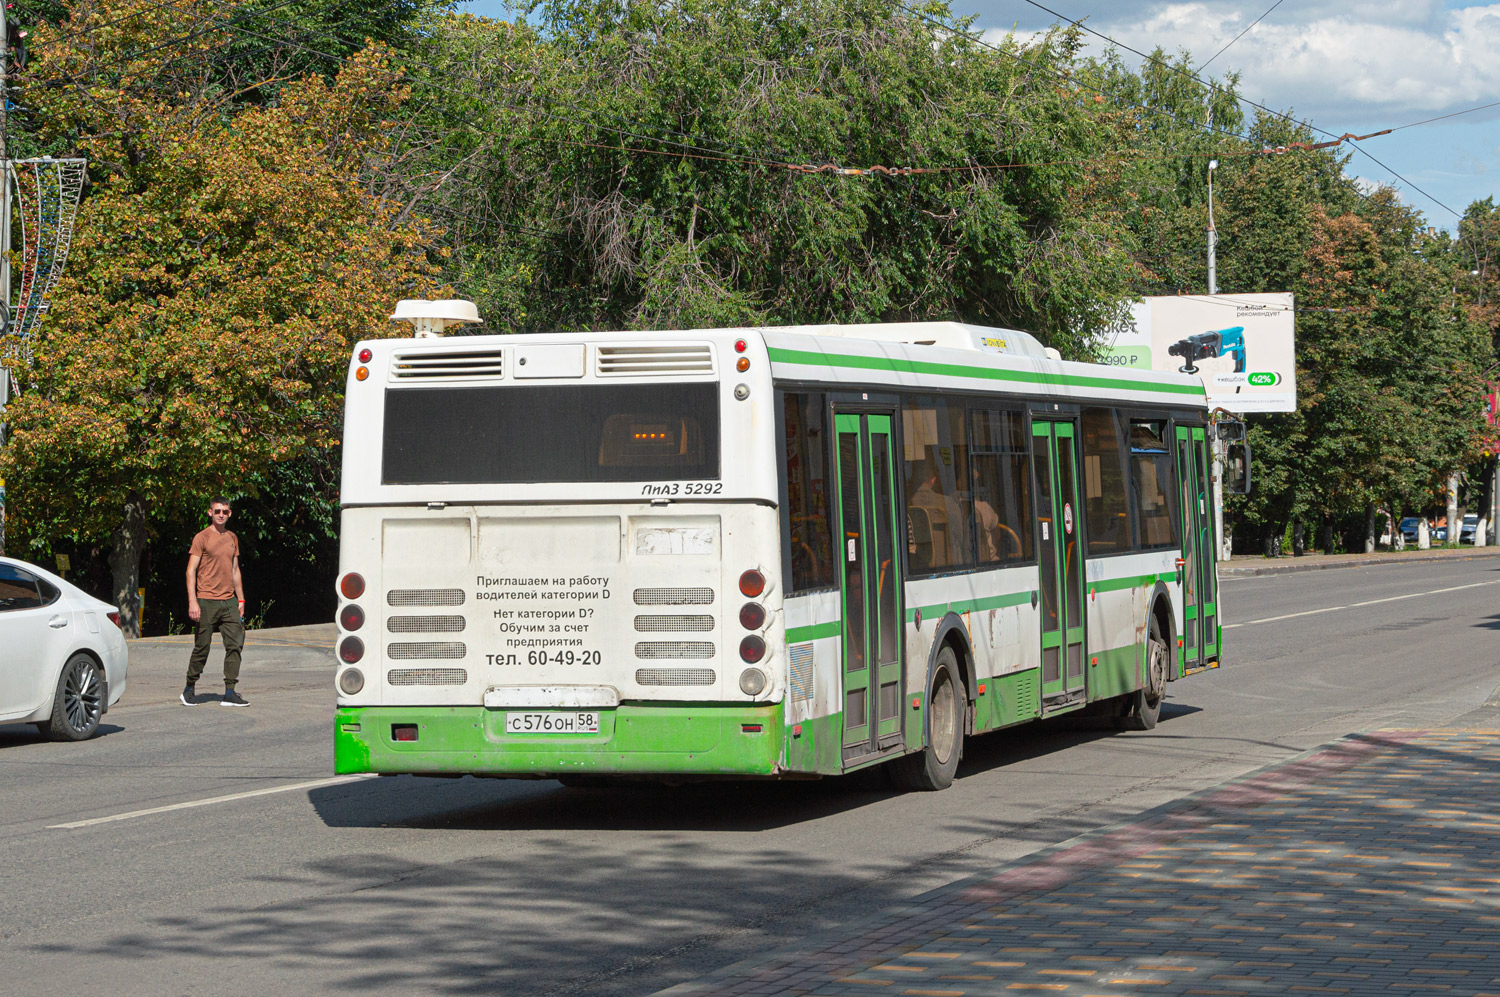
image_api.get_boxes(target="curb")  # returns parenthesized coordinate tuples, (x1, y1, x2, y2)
(1221, 545, 1500, 576)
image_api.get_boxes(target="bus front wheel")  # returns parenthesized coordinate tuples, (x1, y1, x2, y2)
(1115, 615, 1167, 731)
(889, 647, 964, 791)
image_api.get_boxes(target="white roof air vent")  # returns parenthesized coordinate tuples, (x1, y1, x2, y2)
(597, 344, 714, 376)
(391, 299, 481, 338)
(391, 348, 505, 380)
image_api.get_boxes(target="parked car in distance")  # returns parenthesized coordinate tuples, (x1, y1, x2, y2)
(1399, 517, 1422, 544)
(1433, 522, 1449, 542)
(1461, 513, 1480, 544)
(0, 557, 128, 740)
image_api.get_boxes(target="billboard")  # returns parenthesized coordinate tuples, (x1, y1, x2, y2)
(1103, 293, 1296, 413)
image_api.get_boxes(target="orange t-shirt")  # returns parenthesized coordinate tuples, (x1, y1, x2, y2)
(190, 527, 240, 600)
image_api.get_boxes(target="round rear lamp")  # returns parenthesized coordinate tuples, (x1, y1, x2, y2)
(739, 569, 765, 597)
(739, 634, 766, 663)
(734, 339, 747, 353)
(340, 573, 365, 599)
(358, 348, 373, 363)
(338, 668, 365, 695)
(736, 357, 750, 372)
(355, 366, 369, 381)
(739, 602, 766, 630)
(739, 667, 767, 696)
(339, 636, 365, 664)
(339, 604, 365, 631)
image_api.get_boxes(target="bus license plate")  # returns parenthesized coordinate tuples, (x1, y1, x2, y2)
(505, 711, 600, 734)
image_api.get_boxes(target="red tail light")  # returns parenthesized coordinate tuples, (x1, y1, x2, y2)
(392, 724, 418, 742)
(738, 569, 765, 597)
(339, 637, 365, 663)
(740, 635, 766, 663)
(340, 573, 365, 599)
(339, 604, 365, 631)
(739, 602, 766, 630)
(107, 611, 122, 629)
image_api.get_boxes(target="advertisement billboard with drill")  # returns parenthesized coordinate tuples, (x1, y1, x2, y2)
(1102, 293, 1296, 414)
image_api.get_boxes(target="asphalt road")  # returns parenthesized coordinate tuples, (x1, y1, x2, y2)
(3, 555, 1499, 996)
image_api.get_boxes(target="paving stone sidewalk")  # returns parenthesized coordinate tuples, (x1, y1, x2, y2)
(659, 729, 1500, 996)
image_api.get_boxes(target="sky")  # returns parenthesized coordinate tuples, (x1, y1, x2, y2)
(455, 0, 1500, 233)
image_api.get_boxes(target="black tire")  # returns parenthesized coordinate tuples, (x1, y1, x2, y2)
(889, 646, 964, 791)
(1115, 614, 1167, 732)
(43, 653, 105, 742)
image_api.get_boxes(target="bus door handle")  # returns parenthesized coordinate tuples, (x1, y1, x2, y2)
(847, 538, 858, 563)
(1174, 557, 1186, 584)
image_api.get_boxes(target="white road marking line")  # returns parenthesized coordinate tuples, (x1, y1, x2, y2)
(49, 774, 378, 829)
(1224, 578, 1500, 629)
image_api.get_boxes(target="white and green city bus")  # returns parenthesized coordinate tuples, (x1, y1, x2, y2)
(333, 315, 1240, 789)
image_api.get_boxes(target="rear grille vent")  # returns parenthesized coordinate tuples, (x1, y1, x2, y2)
(635, 614, 715, 632)
(388, 615, 466, 633)
(597, 344, 713, 376)
(387, 642, 466, 660)
(635, 641, 715, 659)
(392, 349, 504, 380)
(789, 643, 815, 703)
(634, 587, 714, 606)
(388, 668, 468, 686)
(387, 589, 465, 607)
(635, 668, 717, 686)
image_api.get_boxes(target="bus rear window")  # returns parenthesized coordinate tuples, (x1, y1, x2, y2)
(382, 382, 720, 484)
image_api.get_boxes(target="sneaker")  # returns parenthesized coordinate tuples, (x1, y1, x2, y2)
(180, 685, 196, 706)
(221, 689, 250, 708)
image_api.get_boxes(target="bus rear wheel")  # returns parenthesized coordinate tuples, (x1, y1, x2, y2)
(1115, 615, 1167, 731)
(889, 647, 964, 791)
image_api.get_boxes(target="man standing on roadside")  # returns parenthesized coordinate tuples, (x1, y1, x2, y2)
(181, 496, 249, 707)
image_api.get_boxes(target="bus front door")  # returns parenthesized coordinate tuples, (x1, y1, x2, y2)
(1175, 425, 1219, 671)
(1032, 419, 1086, 706)
(833, 411, 905, 761)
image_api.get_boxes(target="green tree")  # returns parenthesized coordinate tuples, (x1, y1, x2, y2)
(0, 8, 441, 633)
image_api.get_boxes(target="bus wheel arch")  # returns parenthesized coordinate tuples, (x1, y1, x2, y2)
(929, 612, 977, 729)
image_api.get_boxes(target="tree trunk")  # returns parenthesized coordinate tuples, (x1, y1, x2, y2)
(1364, 502, 1376, 553)
(1319, 518, 1334, 555)
(1446, 473, 1460, 547)
(107, 494, 147, 638)
(1292, 519, 1306, 556)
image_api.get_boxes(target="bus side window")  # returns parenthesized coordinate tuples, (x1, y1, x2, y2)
(1081, 407, 1131, 554)
(902, 396, 972, 571)
(1129, 419, 1178, 549)
(968, 405, 1033, 564)
(784, 393, 835, 591)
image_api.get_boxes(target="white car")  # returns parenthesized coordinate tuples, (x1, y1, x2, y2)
(0, 556, 128, 740)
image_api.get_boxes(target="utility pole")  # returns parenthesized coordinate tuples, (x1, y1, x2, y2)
(1206, 159, 1231, 559)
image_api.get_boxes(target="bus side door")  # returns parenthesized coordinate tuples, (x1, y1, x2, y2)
(1032, 419, 1086, 706)
(833, 411, 905, 760)
(1175, 424, 1219, 671)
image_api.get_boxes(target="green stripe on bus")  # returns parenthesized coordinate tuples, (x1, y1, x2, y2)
(1090, 571, 1177, 593)
(905, 589, 1035, 622)
(766, 347, 1206, 397)
(787, 621, 841, 642)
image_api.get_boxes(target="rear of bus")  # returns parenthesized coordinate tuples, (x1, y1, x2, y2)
(332, 329, 790, 779)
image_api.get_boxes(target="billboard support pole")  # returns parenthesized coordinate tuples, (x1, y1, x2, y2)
(1205, 161, 1231, 560)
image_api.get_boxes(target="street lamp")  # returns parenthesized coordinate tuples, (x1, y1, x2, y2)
(1207, 159, 1219, 295)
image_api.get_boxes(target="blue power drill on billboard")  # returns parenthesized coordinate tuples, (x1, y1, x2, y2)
(1167, 325, 1246, 374)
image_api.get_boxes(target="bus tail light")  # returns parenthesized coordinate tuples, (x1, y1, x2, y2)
(739, 602, 765, 630)
(739, 667, 767, 696)
(739, 569, 765, 597)
(392, 724, 418, 742)
(739, 634, 766, 663)
(338, 668, 365, 695)
(339, 636, 365, 663)
(340, 573, 365, 599)
(340, 604, 365, 631)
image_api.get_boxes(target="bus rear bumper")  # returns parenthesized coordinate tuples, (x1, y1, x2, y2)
(334, 703, 785, 777)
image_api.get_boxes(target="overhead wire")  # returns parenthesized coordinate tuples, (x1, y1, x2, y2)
(1016, 0, 1462, 219)
(1197, 0, 1288, 72)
